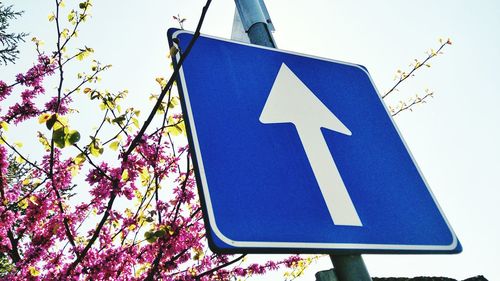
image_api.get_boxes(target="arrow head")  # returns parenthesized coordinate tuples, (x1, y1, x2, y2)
(259, 63, 351, 135)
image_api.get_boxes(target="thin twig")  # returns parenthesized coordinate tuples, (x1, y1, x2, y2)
(383, 39, 451, 99)
(124, 0, 213, 159)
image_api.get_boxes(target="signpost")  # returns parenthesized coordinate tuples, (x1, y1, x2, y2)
(168, 27, 460, 253)
(167, 1, 460, 279)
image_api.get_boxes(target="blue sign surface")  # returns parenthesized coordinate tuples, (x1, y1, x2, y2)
(168, 29, 460, 254)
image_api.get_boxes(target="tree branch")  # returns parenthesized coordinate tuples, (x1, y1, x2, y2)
(383, 39, 451, 100)
(123, 0, 213, 160)
(195, 254, 247, 280)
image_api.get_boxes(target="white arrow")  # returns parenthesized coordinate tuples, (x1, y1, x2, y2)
(259, 63, 362, 226)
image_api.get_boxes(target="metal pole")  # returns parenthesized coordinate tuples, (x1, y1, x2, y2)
(247, 22, 275, 47)
(234, 0, 276, 48)
(234, 1, 371, 280)
(330, 255, 372, 281)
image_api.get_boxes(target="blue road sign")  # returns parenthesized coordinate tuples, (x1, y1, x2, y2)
(168, 29, 461, 254)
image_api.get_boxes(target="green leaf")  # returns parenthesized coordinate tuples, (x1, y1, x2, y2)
(154, 229, 166, 237)
(112, 115, 126, 124)
(67, 130, 81, 145)
(144, 231, 158, 243)
(46, 114, 58, 130)
(53, 128, 66, 148)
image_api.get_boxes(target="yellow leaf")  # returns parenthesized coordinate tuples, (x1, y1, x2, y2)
(68, 164, 79, 176)
(166, 225, 174, 235)
(38, 113, 51, 124)
(18, 198, 29, 210)
(48, 12, 55, 22)
(76, 48, 93, 61)
(29, 266, 40, 277)
(22, 178, 31, 185)
(37, 132, 51, 151)
(29, 196, 39, 206)
(59, 0, 65, 7)
(168, 46, 178, 58)
(76, 51, 87, 61)
(188, 267, 197, 276)
(155, 77, 165, 84)
(0, 121, 8, 131)
(167, 119, 185, 136)
(13, 141, 23, 148)
(52, 115, 68, 131)
(155, 77, 167, 88)
(193, 247, 204, 261)
(68, 10, 76, 22)
(121, 169, 129, 181)
(124, 208, 133, 218)
(135, 263, 150, 278)
(168, 96, 179, 109)
(61, 28, 69, 39)
(140, 167, 150, 186)
(74, 153, 86, 164)
(134, 189, 143, 201)
(89, 141, 103, 157)
(15, 155, 25, 164)
(109, 141, 120, 151)
(132, 117, 140, 129)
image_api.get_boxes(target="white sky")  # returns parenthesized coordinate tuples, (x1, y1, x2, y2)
(3, 0, 500, 280)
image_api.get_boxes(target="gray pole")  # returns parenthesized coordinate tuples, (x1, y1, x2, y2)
(234, 1, 371, 281)
(330, 255, 372, 281)
(247, 22, 275, 47)
(234, 0, 276, 48)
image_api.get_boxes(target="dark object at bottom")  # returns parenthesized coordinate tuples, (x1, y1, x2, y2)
(315, 269, 488, 281)
(315, 269, 339, 281)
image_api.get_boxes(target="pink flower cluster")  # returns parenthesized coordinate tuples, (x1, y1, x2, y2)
(2, 55, 56, 123)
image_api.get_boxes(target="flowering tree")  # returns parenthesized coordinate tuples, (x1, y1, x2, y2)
(0, 0, 451, 280)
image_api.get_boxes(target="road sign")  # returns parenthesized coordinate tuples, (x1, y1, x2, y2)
(168, 29, 461, 254)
